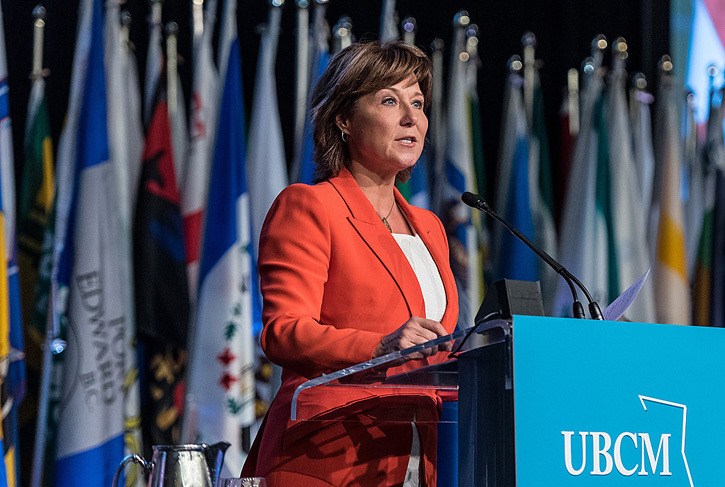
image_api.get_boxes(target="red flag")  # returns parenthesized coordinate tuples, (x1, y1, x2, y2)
(133, 86, 190, 453)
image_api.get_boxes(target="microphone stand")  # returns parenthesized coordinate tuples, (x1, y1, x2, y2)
(462, 192, 603, 320)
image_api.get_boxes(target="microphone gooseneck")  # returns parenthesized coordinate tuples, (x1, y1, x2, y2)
(462, 191, 602, 320)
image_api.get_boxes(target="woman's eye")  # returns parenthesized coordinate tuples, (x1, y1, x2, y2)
(412, 100, 424, 109)
(382, 97, 397, 106)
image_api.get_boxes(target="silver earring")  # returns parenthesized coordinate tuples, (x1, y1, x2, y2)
(341, 130, 347, 142)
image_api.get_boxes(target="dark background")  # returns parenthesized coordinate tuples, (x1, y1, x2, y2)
(2, 0, 670, 204)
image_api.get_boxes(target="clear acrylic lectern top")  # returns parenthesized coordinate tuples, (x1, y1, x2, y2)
(290, 319, 512, 424)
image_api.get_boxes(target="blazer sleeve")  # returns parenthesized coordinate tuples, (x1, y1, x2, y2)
(258, 185, 384, 378)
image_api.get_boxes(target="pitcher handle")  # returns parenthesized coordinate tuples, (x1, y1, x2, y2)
(112, 454, 151, 487)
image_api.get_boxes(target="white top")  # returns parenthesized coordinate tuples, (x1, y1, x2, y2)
(392, 232, 447, 322)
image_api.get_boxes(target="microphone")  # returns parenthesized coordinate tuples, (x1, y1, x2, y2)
(461, 191, 603, 320)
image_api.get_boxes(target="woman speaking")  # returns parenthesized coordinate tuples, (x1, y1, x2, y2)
(243, 40, 459, 486)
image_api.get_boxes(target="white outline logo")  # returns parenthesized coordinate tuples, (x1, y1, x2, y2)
(638, 395, 694, 486)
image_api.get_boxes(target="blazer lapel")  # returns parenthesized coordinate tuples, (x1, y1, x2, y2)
(328, 169, 425, 317)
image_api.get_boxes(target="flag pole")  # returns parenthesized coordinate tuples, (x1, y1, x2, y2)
(612, 36, 628, 75)
(166, 21, 179, 124)
(292, 0, 309, 183)
(522, 31, 536, 129)
(31, 5, 47, 79)
(379, 0, 397, 42)
(120, 10, 132, 54)
(332, 16, 352, 53)
(29, 7, 58, 485)
(401, 16, 415, 46)
(144, 0, 163, 125)
(466, 22, 480, 70)
(589, 34, 607, 75)
(430, 37, 444, 215)
(566, 68, 579, 136)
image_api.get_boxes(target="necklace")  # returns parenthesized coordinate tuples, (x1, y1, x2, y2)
(376, 200, 396, 232)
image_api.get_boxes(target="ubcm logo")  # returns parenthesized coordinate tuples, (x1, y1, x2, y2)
(561, 395, 694, 485)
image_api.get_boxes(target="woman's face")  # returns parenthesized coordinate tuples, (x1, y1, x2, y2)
(339, 77, 428, 180)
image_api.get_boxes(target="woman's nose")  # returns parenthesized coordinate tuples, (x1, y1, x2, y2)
(400, 105, 418, 126)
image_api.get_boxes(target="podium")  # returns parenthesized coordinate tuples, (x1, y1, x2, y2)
(291, 319, 514, 486)
(292, 315, 725, 486)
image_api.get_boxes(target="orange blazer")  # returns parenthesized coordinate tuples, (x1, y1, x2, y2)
(244, 168, 459, 486)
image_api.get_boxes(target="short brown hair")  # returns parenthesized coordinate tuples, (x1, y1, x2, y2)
(310, 41, 432, 182)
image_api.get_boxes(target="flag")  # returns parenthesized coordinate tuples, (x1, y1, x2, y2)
(429, 40, 446, 216)
(555, 77, 577, 225)
(630, 85, 656, 239)
(711, 167, 725, 326)
(0, 5, 25, 484)
(185, 8, 256, 473)
(133, 72, 190, 453)
(296, 4, 330, 184)
(52, 0, 129, 484)
(605, 56, 655, 322)
(291, 1, 310, 179)
(19, 79, 54, 326)
(441, 21, 481, 327)
(17, 75, 54, 487)
(493, 74, 538, 283)
(104, 3, 144, 483)
(247, 4, 288, 340)
(651, 64, 691, 325)
(553, 58, 609, 317)
(248, 3, 287, 262)
(32, 0, 94, 482)
(693, 88, 724, 326)
(530, 75, 557, 307)
(168, 43, 189, 192)
(683, 90, 703, 274)
(0, 176, 11, 487)
(183, 6, 219, 305)
(379, 0, 398, 42)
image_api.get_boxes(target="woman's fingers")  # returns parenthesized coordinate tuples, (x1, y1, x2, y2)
(373, 317, 450, 358)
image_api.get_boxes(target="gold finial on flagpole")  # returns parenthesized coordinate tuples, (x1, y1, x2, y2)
(453, 10, 470, 28)
(508, 55, 523, 74)
(452, 11, 470, 63)
(588, 34, 607, 71)
(633, 72, 647, 91)
(611, 36, 628, 79)
(659, 54, 673, 73)
(593, 34, 607, 52)
(333, 16, 352, 52)
(31, 5, 49, 79)
(614, 36, 628, 59)
(658, 55, 674, 87)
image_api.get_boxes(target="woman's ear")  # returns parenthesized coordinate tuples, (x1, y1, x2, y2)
(335, 114, 349, 135)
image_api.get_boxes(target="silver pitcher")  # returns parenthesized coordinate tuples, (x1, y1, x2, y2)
(112, 442, 230, 487)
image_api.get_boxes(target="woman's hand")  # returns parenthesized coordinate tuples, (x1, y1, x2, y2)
(372, 317, 453, 359)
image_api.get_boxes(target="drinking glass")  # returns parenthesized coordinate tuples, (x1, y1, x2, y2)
(217, 477, 267, 487)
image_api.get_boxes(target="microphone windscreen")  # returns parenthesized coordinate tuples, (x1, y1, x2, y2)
(461, 191, 481, 208)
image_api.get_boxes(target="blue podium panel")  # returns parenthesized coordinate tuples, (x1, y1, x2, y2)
(513, 315, 725, 486)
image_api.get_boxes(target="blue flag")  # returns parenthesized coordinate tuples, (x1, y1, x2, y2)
(53, 0, 128, 484)
(185, 23, 256, 473)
